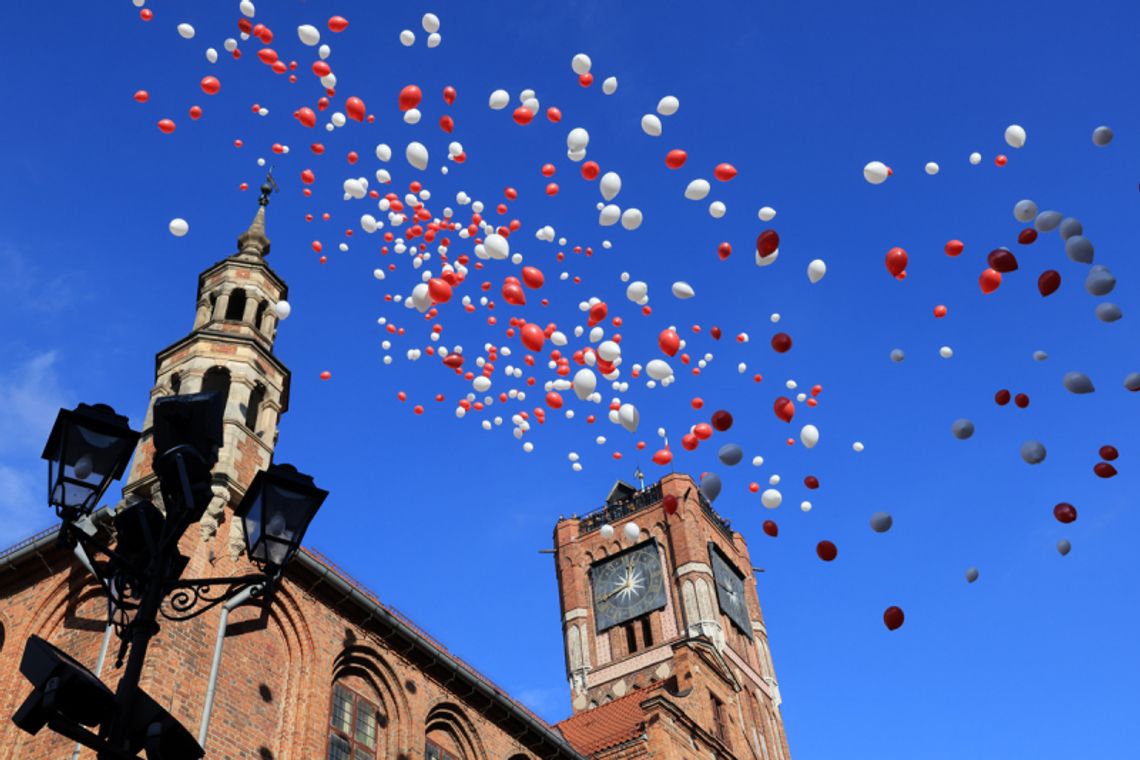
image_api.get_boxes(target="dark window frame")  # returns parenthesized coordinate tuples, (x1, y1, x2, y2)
(711, 690, 729, 745)
(425, 738, 462, 760)
(328, 682, 382, 760)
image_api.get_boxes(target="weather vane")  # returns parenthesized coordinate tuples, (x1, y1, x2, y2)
(258, 167, 279, 207)
(634, 465, 645, 490)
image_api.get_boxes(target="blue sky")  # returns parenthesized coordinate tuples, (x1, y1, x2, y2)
(1, 1, 1138, 758)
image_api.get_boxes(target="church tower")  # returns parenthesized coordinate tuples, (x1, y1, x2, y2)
(120, 177, 290, 562)
(553, 473, 791, 760)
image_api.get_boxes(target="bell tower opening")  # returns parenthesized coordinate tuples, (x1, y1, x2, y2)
(224, 288, 248, 321)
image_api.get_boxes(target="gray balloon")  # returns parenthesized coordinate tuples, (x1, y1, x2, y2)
(1063, 371, 1095, 394)
(717, 443, 743, 466)
(890, 348, 905, 363)
(700, 472, 722, 502)
(869, 512, 893, 533)
(1096, 303, 1122, 322)
(1013, 199, 1038, 222)
(951, 419, 975, 440)
(965, 567, 979, 583)
(1065, 235, 1094, 264)
(1020, 440, 1047, 465)
(1059, 217, 1083, 240)
(1033, 350, 1049, 362)
(1034, 211, 1062, 232)
(1092, 126, 1114, 146)
(1125, 373, 1140, 392)
(1057, 539, 1071, 556)
(1085, 265, 1116, 296)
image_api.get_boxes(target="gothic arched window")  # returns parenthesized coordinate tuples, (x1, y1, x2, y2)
(245, 383, 266, 432)
(201, 367, 231, 422)
(328, 682, 383, 760)
(255, 300, 269, 331)
(225, 288, 248, 321)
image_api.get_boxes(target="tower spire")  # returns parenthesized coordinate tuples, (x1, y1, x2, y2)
(236, 170, 278, 257)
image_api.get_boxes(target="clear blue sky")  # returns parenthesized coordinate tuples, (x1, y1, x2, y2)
(1, 1, 1138, 757)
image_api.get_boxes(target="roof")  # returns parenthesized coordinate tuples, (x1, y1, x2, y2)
(556, 683, 665, 755)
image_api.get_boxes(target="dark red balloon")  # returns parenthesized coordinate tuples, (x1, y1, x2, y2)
(816, 540, 837, 562)
(756, 230, 780, 257)
(762, 520, 778, 537)
(710, 410, 734, 432)
(987, 247, 1018, 273)
(771, 333, 792, 353)
(803, 475, 819, 490)
(1038, 270, 1061, 297)
(662, 493, 679, 515)
(1094, 462, 1118, 479)
(1014, 393, 1029, 408)
(1018, 228, 1038, 245)
(995, 389, 1011, 406)
(883, 606, 905, 631)
(1099, 445, 1119, 461)
(773, 397, 794, 423)
(1053, 502, 1077, 523)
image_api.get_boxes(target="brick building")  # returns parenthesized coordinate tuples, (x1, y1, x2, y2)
(0, 202, 789, 759)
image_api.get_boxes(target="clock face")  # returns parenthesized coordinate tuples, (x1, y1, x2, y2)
(709, 542, 753, 640)
(591, 540, 667, 632)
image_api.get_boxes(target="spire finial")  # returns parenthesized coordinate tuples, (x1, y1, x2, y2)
(237, 169, 277, 257)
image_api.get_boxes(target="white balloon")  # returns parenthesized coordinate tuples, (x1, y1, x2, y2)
(800, 501, 812, 513)
(318, 44, 331, 60)
(940, 346, 953, 359)
(623, 522, 640, 541)
(761, 489, 782, 509)
(863, 161, 889, 185)
(489, 89, 509, 110)
(473, 376, 491, 392)
(684, 179, 710, 200)
(626, 281, 648, 302)
(297, 24, 320, 46)
(925, 161, 940, 175)
(403, 108, 422, 125)
(852, 441, 865, 452)
(807, 259, 826, 283)
(657, 96, 679, 116)
(641, 114, 662, 137)
(671, 281, 695, 299)
(168, 218, 189, 237)
(573, 369, 597, 400)
(400, 29, 415, 46)
(1004, 124, 1026, 149)
(177, 23, 195, 39)
(483, 233, 509, 260)
(602, 76, 618, 95)
(800, 424, 820, 449)
(375, 143, 392, 162)
(646, 360, 673, 381)
(427, 32, 441, 48)
(758, 206, 777, 221)
(969, 152, 982, 165)
(708, 201, 726, 218)
(567, 127, 590, 152)
(621, 208, 643, 230)
(599, 205, 621, 226)
(600, 524, 615, 539)
(412, 283, 432, 312)
(618, 403, 639, 433)
(239, 0, 255, 17)
(755, 249, 779, 267)
(422, 13, 440, 32)
(597, 341, 621, 362)
(205, 47, 218, 63)
(572, 53, 592, 75)
(274, 300, 291, 319)
(406, 141, 429, 170)
(600, 172, 622, 200)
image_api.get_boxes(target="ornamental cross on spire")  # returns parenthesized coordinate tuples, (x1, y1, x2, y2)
(259, 168, 279, 207)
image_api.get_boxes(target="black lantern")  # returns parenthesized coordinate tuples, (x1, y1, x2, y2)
(151, 392, 225, 517)
(237, 464, 327, 572)
(41, 404, 139, 519)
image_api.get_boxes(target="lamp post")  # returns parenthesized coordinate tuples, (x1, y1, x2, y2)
(12, 393, 328, 759)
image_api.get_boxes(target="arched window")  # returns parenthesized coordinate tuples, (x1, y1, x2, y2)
(170, 372, 182, 395)
(255, 300, 269, 331)
(245, 383, 266, 431)
(424, 704, 481, 760)
(201, 367, 231, 421)
(328, 683, 383, 760)
(225, 288, 248, 321)
(425, 731, 463, 760)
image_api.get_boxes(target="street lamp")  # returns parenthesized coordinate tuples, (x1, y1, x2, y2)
(13, 394, 329, 759)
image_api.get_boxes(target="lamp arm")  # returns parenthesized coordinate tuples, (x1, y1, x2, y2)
(158, 574, 271, 622)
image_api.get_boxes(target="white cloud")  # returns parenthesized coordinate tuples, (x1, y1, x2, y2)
(0, 352, 71, 547)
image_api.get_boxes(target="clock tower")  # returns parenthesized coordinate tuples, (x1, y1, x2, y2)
(553, 472, 791, 760)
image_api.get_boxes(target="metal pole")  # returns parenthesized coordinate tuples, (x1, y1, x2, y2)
(198, 584, 261, 746)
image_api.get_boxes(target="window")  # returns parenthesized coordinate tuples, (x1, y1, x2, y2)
(225, 288, 248, 321)
(255, 299, 269, 330)
(640, 616, 654, 647)
(245, 384, 266, 431)
(170, 372, 182, 395)
(624, 622, 637, 654)
(201, 367, 231, 419)
(425, 739, 461, 760)
(710, 692, 728, 744)
(328, 683, 382, 760)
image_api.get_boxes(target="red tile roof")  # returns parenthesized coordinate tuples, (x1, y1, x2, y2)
(556, 683, 664, 755)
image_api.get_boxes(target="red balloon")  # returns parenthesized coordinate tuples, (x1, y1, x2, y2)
(312, 61, 331, 77)
(979, 268, 1002, 294)
(710, 326, 722, 340)
(188, 105, 202, 120)
(693, 423, 713, 440)
(1014, 393, 1029, 408)
(319, 371, 332, 381)
(717, 242, 732, 260)
(399, 84, 422, 111)
(803, 475, 819, 489)
(301, 168, 315, 184)
(296, 107, 317, 127)
(345, 96, 366, 122)
(994, 389, 1011, 406)
(816, 541, 838, 562)
(1094, 462, 1118, 479)
(710, 410, 733, 432)
(995, 154, 1008, 166)
(944, 239, 964, 257)
(257, 48, 278, 66)
(520, 323, 545, 352)
(581, 161, 600, 180)
(1038, 270, 1061, 297)
(439, 115, 454, 133)
(546, 107, 562, 122)
(428, 278, 452, 304)
(757, 230, 780, 257)
(681, 433, 699, 451)
(1053, 502, 1077, 523)
(658, 329, 680, 357)
(665, 149, 688, 169)
(513, 106, 535, 125)
(1018, 228, 1038, 245)
(545, 391, 563, 409)
(883, 606, 905, 631)
(578, 72, 593, 87)
(885, 247, 908, 277)
(546, 182, 559, 195)
(521, 267, 544, 289)
(771, 333, 792, 353)
(442, 86, 457, 105)
(773, 397, 794, 423)
(987, 248, 1018, 273)
(587, 301, 608, 326)
(502, 281, 526, 306)
(1100, 445, 1119, 461)
(200, 76, 220, 95)
(662, 493, 679, 514)
(713, 163, 738, 181)
(762, 520, 778, 537)
(133, 90, 149, 103)
(653, 449, 674, 467)
(157, 119, 176, 134)
(328, 15, 349, 32)
(933, 304, 948, 318)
